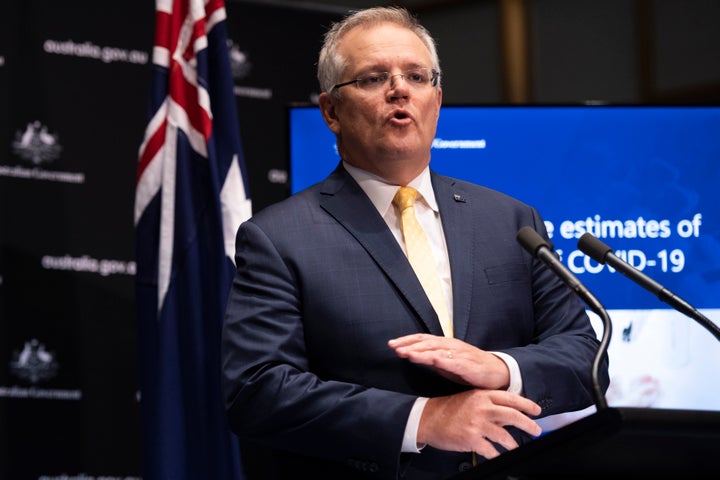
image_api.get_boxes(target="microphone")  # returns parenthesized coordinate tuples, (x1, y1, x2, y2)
(518, 227, 599, 311)
(578, 232, 720, 343)
(517, 226, 610, 410)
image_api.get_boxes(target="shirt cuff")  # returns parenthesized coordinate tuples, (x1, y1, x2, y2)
(491, 351, 523, 395)
(402, 397, 429, 453)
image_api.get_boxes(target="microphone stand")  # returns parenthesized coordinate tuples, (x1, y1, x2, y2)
(583, 295, 611, 411)
(517, 227, 610, 410)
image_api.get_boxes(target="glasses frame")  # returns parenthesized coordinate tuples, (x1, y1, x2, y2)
(328, 68, 441, 95)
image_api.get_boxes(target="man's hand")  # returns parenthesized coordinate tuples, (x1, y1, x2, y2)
(388, 333, 511, 390)
(417, 389, 542, 459)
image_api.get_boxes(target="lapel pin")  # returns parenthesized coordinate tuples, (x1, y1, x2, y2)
(453, 194, 466, 203)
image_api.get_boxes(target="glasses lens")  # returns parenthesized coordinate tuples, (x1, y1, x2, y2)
(355, 69, 438, 91)
(405, 69, 431, 85)
(356, 72, 390, 90)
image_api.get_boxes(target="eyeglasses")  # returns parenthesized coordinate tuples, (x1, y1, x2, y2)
(329, 68, 440, 94)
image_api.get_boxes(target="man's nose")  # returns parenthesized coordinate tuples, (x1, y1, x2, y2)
(388, 72, 407, 88)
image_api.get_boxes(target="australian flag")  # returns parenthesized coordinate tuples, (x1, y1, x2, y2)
(134, 0, 251, 478)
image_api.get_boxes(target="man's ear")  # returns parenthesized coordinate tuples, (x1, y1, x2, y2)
(319, 92, 341, 134)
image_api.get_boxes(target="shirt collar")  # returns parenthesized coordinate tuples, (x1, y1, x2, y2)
(342, 161, 439, 216)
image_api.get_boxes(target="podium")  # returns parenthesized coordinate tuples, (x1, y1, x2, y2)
(450, 406, 720, 479)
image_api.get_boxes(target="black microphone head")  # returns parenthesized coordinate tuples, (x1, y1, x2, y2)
(578, 232, 613, 264)
(516, 226, 548, 258)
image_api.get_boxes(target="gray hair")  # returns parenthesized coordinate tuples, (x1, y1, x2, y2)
(317, 6, 441, 96)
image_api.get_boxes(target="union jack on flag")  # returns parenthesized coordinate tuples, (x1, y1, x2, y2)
(134, 0, 251, 478)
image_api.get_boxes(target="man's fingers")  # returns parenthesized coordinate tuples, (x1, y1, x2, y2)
(477, 422, 520, 453)
(489, 390, 543, 418)
(388, 333, 443, 350)
(389, 334, 469, 361)
(485, 393, 543, 438)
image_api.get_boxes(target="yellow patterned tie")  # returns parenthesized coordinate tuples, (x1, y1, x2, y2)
(393, 186, 453, 337)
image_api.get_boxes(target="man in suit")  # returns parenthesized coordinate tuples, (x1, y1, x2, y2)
(221, 6, 608, 480)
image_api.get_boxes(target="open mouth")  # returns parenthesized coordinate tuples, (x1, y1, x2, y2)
(390, 110, 411, 122)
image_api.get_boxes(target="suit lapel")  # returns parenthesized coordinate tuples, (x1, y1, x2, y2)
(318, 166, 444, 336)
(432, 174, 474, 340)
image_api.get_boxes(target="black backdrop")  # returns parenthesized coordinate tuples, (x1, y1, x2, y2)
(0, 1, 344, 478)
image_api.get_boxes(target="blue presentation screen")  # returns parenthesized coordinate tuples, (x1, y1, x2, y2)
(289, 105, 720, 412)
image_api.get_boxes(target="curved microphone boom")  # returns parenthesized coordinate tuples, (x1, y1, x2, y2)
(517, 226, 610, 410)
(578, 232, 720, 343)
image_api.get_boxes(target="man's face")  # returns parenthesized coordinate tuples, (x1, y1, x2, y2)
(319, 22, 442, 182)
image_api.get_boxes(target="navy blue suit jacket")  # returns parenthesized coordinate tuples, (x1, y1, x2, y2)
(221, 164, 608, 479)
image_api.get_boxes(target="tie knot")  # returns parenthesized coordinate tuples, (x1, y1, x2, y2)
(393, 186, 419, 211)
